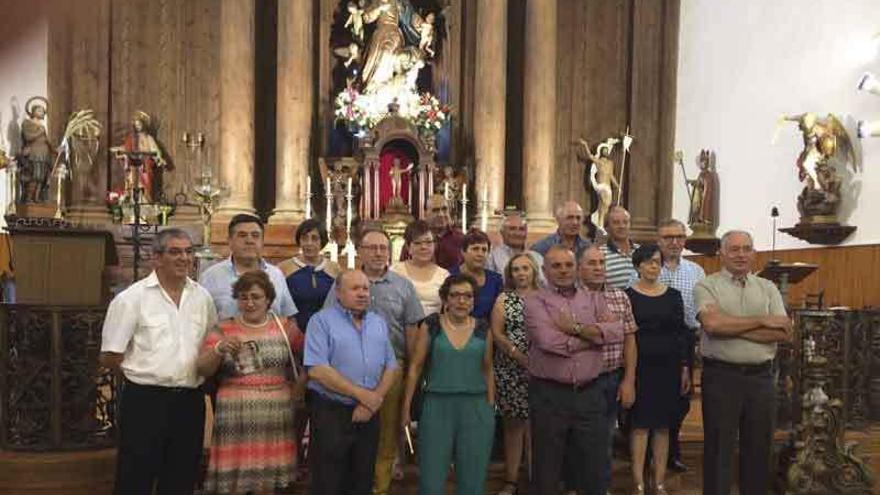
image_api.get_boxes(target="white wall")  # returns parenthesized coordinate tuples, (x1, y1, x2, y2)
(0, 8, 49, 229)
(675, 0, 880, 250)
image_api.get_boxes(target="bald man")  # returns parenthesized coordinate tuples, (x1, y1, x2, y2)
(531, 201, 592, 261)
(305, 269, 400, 495)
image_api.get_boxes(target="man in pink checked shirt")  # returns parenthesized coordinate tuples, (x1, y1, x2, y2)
(525, 245, 624, 495)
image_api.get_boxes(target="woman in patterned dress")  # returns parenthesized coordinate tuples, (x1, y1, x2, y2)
(197, 271, 304, 494)
(490, 253, 540, 495)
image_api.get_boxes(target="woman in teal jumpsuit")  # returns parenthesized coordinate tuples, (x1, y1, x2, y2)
(402, 273, 496, 495)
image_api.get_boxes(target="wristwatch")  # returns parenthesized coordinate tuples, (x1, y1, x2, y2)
(573, 321, 584, 336)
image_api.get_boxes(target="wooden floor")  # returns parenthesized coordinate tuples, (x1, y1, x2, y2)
(2, 397, 878, 494)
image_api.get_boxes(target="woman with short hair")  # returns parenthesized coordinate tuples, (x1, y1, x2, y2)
(449, 230, 503, 321)
(198, 270, 305, 494)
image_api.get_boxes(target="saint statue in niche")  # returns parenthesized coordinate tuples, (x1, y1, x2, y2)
(19, 96, 55, 203)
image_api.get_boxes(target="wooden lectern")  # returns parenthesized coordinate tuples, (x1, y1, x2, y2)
(6, 223, 118, 306)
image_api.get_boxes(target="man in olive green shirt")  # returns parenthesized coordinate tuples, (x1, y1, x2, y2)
(694, 230, 791, 495)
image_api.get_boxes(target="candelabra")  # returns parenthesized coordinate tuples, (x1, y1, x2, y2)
(322, 177, 339, 263)
(342, 177, 357, 269)
(460, 182, 468, 230)
(53, 162, 69, 219)
(6, 158, 17, 216)
(180, 132, 205, 201)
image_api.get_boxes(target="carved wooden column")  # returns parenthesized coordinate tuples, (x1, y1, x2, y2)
(271, 0, 312, 224)
(521, 0, 557, 233)
(473, 0, 507, 230)
(217, 0, 256, 217)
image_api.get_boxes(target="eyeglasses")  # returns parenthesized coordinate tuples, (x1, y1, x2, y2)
(162, 247, 195, 257)
(447, 292, 474, 300)
(237, 294, 267, 302)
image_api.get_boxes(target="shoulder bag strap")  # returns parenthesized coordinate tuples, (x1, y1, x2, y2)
(270, 311, 299, 381)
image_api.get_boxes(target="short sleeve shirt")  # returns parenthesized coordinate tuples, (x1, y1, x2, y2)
(695, 269, 787, 364)
(199, 257, 298, 321)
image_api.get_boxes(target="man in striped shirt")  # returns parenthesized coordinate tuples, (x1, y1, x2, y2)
(657, 218, 706, 473)
(599, 206, 639, 289)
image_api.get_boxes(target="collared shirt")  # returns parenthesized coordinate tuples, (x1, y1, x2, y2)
(486, 244, 546, 286)
(600, 241, 639, 289)
(400, 227, 464, 270)
(583, 285, 638, 372)
(101, 271, 218, 388)
(324, 269, 425, 360)
(199, 257, 298, 321)
(524, 286, 624, 386)
(304, 305, 399, 405)
(531, 231, 592, 261)
(695, 268, 787, 364)
(659, 258, 706, 329)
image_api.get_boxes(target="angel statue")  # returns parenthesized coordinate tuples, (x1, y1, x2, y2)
(19, 96, 55, 203)
(418, 12, 436, 57)
(344, 1, 366, 42)
(333, 42, 361, 68)
(778, 112, 857, 221)
(576, 137, 620, 231)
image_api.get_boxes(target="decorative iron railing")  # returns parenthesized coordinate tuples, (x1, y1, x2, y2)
(0, 305, 116, 451)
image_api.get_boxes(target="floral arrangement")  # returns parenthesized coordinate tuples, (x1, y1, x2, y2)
(106, 189, 129, 223)
(413, 93, 450, 133)
(334, 87, 374, 130)
(334, 85, 451, 134)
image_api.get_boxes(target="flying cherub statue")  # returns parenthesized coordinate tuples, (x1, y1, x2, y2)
(344, 1, 366, 42)
(333, 42, 361, 68)
(418, 12, 436, 57)
(576, 137, 620, 231)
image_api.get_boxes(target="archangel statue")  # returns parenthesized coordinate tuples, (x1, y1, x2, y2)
(778, 112, 857, 222)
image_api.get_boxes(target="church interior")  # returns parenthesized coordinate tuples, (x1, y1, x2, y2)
(0, 0, 879, 493)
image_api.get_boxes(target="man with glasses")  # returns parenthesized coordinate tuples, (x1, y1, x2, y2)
(100, 228, 218, 494)
(656, 219, 705, 472)
(324, 226, 424, 495)
(199, 214, 298, 322)
(695, 230, 791, 495)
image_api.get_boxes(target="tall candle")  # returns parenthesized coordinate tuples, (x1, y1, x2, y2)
(305, 175, 312, 219)
(480, 184, 488, 232)
(346, 177, 353, 234)
(461, 182, 467, 230)
(325, 177, 332, 225)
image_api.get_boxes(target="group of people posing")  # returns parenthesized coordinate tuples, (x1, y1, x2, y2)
(99, 194, 791, 495)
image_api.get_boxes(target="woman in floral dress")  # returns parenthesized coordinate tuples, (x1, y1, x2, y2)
(490, 253, 540, 495)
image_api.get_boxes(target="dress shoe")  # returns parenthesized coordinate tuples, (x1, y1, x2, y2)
(667, 458, 689, 473)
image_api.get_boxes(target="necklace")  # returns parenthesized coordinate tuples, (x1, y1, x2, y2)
(238, 315, 270, 328)
(444, 313, 472, 331)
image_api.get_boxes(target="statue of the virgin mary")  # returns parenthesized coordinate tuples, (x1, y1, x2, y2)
(360, 0, 425, 92)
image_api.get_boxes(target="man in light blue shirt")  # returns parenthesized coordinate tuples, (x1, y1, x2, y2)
(531, 201, 592, 262)
(199, 214, 298, 321)
(305, 269, 399, 495)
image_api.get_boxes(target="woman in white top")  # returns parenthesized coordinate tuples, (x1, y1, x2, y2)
(391, 220, 449, 316)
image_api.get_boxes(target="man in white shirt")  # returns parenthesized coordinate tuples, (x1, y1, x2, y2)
(486, 211, 545, 285)
(100, 228, 218, 495)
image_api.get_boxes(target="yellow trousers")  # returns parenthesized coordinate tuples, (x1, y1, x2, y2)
(372, 370, 404, 495)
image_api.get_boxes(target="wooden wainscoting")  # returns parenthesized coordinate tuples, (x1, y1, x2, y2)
(687, 243, 880, 309)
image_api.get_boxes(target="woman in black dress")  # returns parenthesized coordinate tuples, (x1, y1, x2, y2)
(625, 244, 690, 495)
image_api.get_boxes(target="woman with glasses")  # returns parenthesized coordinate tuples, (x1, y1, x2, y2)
(449, 230, 503, 321)
(491, 253, 540, 495)
(197, 271, 305, 494)
(401, 273, 496, 495)
(391, 220, 449, 317)
(624, 244, 690, 495)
